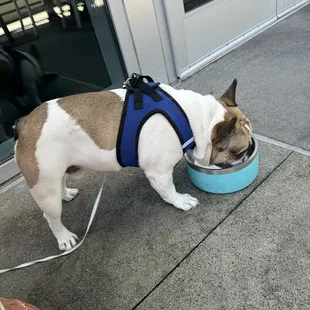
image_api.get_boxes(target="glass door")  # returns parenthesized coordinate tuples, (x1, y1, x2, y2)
(163, 0, 277, 79)
(0, 0, 126, 184)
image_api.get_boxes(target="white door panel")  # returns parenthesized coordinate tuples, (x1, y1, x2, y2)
(184, 0, 272, 64)
(277, 0, 301, 12)
(163, 0, 277, 76)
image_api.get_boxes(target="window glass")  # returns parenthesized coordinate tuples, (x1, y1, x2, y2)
(184, 0, 214, 12)
(0, 0, 125, 165)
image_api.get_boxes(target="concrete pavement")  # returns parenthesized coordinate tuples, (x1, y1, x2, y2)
(137, 152, 310, 310)
(0, 141, 290, 309)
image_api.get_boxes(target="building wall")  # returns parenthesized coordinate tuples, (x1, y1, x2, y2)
(108, 0, 309, 84)
(107, 0, 177, 84)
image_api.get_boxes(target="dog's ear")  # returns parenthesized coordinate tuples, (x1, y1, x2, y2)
(219, 79, 238, 107)
(212, 116, 237, 145)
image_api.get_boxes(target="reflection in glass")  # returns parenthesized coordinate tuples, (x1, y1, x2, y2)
(0, 0, 124, 167)
(184, 0, 214, 12)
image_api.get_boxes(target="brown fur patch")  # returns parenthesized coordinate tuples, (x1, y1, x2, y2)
(58, 91, 123, 150)
(220, 103, 251, 131)
(218, 78, 252, 134)
(15, 103, 48, 188)
(218, 78, 237, 107)
(211, 112, 251, 165)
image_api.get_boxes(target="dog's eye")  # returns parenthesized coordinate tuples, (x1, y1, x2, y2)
(231, 148, 247, 157)
(238, 149, 247, 157)
(234, 149, 247, 159)
(230, 148, 240, 154)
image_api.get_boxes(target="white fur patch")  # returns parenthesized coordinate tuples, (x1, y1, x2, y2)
(35, 99, 122, 179)
(110, 88, 127, 102)
(244, 123, 251, 134)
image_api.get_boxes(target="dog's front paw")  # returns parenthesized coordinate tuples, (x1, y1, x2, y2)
(57, 229, 79, 251)
(62, 188, 79, 202)
(173, 194, 199, 211)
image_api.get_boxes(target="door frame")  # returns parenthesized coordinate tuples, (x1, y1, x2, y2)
(0, 158, 20, 186)
(276, 0, 309, 17)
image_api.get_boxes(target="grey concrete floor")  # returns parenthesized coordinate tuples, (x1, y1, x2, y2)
(0, 142, 292, 310)
(137, 153, 310, 310)
(1, 4, 310, 310)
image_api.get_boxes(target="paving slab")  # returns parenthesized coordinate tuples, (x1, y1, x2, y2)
(178, 4, 310, 150)
(0, 142, 289, 310)
(136, 152, 310, 310)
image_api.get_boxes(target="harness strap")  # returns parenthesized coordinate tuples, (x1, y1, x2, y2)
(118, 73, 195, 167)
(133, 87, 143, 110)
(124, 74, 162, 109)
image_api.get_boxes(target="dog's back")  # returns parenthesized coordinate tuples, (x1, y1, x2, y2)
(14, 91, 127, 188)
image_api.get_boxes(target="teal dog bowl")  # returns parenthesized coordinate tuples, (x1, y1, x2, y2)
(185, 138, 259, 194)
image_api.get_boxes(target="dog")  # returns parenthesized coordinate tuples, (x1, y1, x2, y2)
(14, 76, 252, 251)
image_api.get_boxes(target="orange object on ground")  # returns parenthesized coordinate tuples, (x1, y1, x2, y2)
(0, 297, 40, 310)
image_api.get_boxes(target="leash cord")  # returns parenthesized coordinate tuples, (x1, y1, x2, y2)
(0, 174, 107, 275)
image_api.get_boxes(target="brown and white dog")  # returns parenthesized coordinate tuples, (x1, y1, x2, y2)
(14, 79, 252, 251)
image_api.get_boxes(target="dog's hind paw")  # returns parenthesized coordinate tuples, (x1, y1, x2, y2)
(173, 193, 199, 211)
(62, 188, 79, 202)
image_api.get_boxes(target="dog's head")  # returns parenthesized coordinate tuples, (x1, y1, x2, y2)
(210, 79, 252, 165)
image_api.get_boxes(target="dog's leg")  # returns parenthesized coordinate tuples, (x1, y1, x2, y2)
(30, 180, 78, 250)
(62, 174, 79, 202)
(144, 168, 198, 211)
(139, 114, 199, 211)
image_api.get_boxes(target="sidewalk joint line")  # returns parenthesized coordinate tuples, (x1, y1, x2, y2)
(255, 134, 310, 157)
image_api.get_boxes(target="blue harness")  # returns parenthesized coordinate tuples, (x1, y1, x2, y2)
(117, 74, 195, 167)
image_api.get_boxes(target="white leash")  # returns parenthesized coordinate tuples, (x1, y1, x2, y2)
(0, 174, 106, 275)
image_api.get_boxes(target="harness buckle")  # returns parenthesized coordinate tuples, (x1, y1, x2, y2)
(122, 73, 142, 89)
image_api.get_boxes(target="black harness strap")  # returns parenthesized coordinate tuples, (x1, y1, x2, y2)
(133, 87, 143, 110)
(123, 73, 162, 110)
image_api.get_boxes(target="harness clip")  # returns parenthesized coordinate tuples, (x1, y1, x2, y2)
(123, 73, 142, 89)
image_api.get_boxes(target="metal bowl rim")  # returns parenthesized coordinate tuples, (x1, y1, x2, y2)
(185, 137, 258, 175)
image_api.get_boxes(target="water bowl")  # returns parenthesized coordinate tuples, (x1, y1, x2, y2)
(185, 138, 259, 194)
